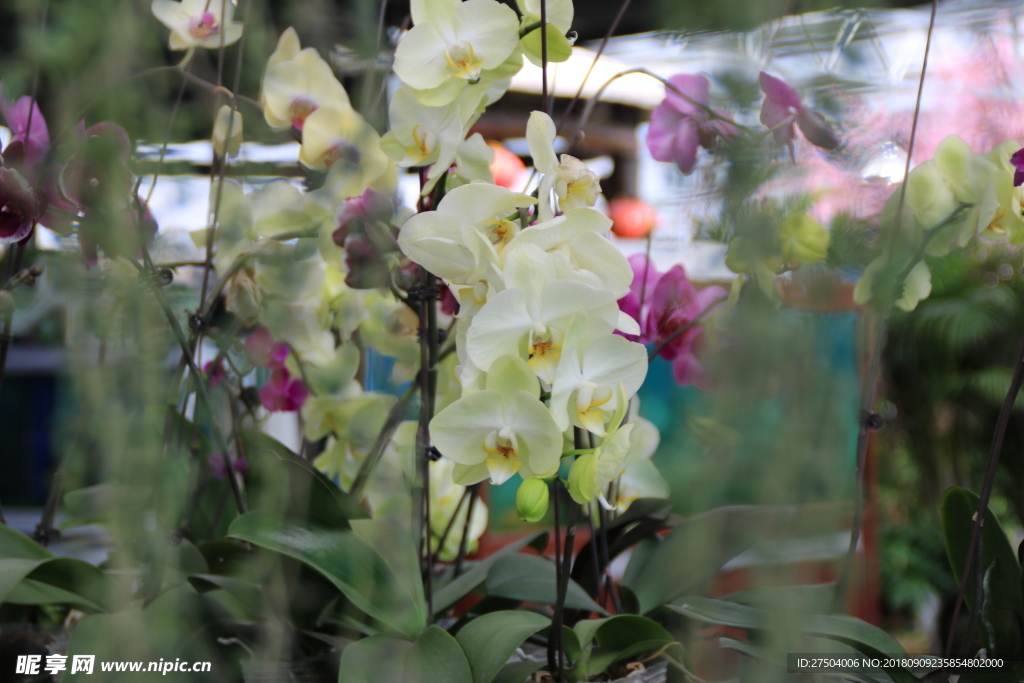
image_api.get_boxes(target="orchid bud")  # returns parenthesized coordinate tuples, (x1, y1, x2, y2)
(778, 213, 829, 265)
(516, 477, 549, 523)
(212, 105, 243, 159)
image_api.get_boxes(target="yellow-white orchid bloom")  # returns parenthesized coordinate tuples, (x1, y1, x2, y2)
(261, 29, 351, 131)
(549, 320, 647, 436)
(466, 244, 624, 383)
(151, 0, 243, 51)
(526, 111, 601, 220)
(431, 355, 562, 485)
(393, 0, 520, 106)
(299, 106, 391, 187)
(397, 183, 535, 301)
(504, 208, 633, 298)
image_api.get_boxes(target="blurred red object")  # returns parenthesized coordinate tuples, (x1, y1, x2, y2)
(609, 197, 657, 238)
(488, 141, 526, 188)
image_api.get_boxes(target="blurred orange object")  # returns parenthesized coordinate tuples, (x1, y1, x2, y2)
(609, 197, 657, 238)
(488, 141, 526, 188)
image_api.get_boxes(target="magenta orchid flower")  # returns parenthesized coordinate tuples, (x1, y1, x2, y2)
(0, 85, 51, 177)
(646, 74, 737, 175)
(0, 168, 47, 244)
(616, 253, 662, 340)
(758, 72, 839, 151)
(1010, 148, 1024, 187)
(617, 254, 726, 388)
(207, 451, 248, 480)
(259, 367, 309, 412)
(244, 326, 290, 368)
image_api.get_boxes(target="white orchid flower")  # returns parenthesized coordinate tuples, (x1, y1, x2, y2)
(505, 208, 633, 298)
(466, 244, 623, 383)
(393, 0, 520, 106)
(450, 133, 496, 186)
(527, 111, 601, 221)
(299, 105, 389, 177)
(151, 0, 243, 51)
(431, 355, 562, 485)
(611, 417, 670, 512)
(549, 322, 647, 436)
(380, 84, 489, 190)
(261, 30, 351, 131)
(397, 183, 534, 301)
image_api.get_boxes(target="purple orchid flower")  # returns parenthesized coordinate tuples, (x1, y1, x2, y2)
(758, 72, 839, 151)
(1010, 148, 1024, 187)
(0, 85, 51, 177)
(259, 367, 309, 413)
(646, 74, 738, 175)
(617, 254, 727, 388)
(243, 326, 290, 368)
(207, 451, 249, 480)
(0, 168, 47, 244)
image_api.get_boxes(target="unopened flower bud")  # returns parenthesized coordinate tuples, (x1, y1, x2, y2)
(516, 477, 549, 523)
(28, 264, 44, 277)
(212, 105, 243, 159)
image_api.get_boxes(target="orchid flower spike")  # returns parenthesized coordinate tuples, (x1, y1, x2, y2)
(758, 72, 839, 151)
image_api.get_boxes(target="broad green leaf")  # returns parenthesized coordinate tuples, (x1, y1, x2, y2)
(621, 505, 794, 614)
(572, 616, 675, 678)
(228, 511, 425, 637)
(668, 597, 917, 683)
(338, 626, 472, 683)
(455, 610, 549, 683)
(243, 429, 367, 527)
(721, 583, 838, 614)
(941, 487, 1024, 626)
(0, 549, 113, 613)
(719, 637, 887, 683)
(351, 519, 425, 622)
(485, 554, 607, 615)
(433, 532, 547, 615)
(5, 577, 104, 612)
(0, 525, 52, 560)
(60, 485, 119, 530)
(491, 660, 545, 683)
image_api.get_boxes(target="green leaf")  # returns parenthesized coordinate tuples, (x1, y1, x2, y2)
(5, 578, 105, 612)
(668, 597, 917, 683)
(718, 638, 887, 683)
(721, 583, 838, 613)
(243, 429, 367, 527)
(941, 487, 1024, 626)
(622, 505, 794, 614)
(491, 660, 545, 683)
(571, 616, 675, 678)
(455, 610, 550, 683)
(338, 625, 473, 683)
(350, 518, 426, 626)
(0, 525, 52, 560)
(433, 532, 547, 615)
(228, 511, 425, 637)
(485, 554, 607, 615)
